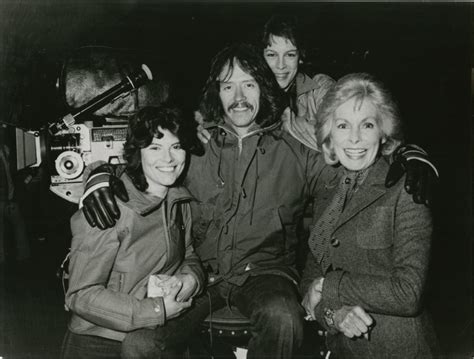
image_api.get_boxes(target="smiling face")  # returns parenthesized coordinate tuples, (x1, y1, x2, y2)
(331, 97, 385, 171)
(140, 127, 186, 197)
(219, 61, 261, 136)
(263, 35, 299, 90)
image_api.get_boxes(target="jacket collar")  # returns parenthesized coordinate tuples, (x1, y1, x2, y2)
(295, 72, 319, 96)
(121, 174, 193, 216)
(204, 119, 282, 141)
(336, 156, 390, 228)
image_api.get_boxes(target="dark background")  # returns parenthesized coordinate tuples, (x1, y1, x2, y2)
(0, 1, 471, 358)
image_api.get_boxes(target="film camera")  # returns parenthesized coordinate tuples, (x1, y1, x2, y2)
(15, 63, 153, 203)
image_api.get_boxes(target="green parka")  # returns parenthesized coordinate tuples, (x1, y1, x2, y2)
(187, 120, 326, 286)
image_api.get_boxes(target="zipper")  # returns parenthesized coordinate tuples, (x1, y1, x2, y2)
(162, 201, 170, 266)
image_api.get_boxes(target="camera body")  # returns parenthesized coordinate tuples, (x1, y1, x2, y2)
(49, 123, 127, 202)
(14, 62, 153, 203)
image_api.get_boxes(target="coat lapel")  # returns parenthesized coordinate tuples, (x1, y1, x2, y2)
(335, 157, 390, 229)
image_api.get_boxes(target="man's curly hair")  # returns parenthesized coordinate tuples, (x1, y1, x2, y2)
(200, 43, 287, 129)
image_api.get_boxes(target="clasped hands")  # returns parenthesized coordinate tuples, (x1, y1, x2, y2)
(147, 273, 197, 320)
(302, 277, 373, 340)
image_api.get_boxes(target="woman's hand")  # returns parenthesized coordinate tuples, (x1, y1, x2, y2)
(162, 281, 193, 320)
(301, 277, 324, 320)
(174, 273, 198, 302)
(281, 106, 293, 127)
(149, 274, 197, 302)
(197, 124, 211, 144)
(195, 111, 211, 144)
(333, 305, 373, 339)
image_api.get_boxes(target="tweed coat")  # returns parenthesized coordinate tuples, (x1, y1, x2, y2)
(301, 156, 439, 358)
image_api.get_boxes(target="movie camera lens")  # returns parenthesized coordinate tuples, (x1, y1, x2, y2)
(55, 151, 84, 180)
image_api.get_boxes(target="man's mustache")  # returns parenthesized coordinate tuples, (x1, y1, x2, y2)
(228, 101, 254, 112)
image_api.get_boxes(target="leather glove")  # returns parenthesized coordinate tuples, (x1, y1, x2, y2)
(79, 164, 129, 229)
(386, 144, 439, 206)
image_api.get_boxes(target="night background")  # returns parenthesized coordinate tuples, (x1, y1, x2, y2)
(0, 1, 471, 358)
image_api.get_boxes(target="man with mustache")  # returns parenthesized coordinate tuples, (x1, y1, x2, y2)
(80, 43, 313, 358)
(81, 43, 437, 358)
(119, 43, 309, 358)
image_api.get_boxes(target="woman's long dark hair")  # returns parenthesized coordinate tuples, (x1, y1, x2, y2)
(123, 105, 195, 191)
(200, 43, 287, 129)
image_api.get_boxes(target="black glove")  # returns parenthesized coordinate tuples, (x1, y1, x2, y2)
(79, 164, 129, 229)
(386, 144, 439, 206)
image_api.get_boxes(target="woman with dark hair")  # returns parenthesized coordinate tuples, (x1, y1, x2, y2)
(261, 15, 334, 150)
(300, 73, 439, 358)
(61, 105, 204, 359)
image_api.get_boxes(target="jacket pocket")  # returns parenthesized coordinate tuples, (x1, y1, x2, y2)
(191, 202, 214, 247)
(169, 221, 185, 261)
(277, 207, 298, 254)
(355, 206, 394, 249)
(269, 208, 286, 254)
(243, 208, 285, 256)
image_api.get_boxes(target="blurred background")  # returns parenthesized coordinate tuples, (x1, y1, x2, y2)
(0, 1, 471, 358)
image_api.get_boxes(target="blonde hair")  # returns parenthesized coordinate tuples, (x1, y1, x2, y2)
(315, 73, 403, 165)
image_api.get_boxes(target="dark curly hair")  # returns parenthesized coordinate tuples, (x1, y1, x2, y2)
(200, 43, 287, 129)
(123, 105, 195, 191)
(261, 15, 305, 61)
